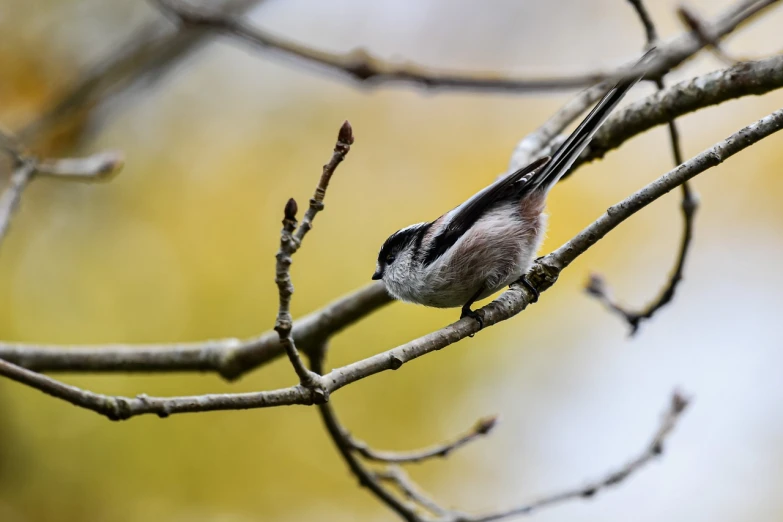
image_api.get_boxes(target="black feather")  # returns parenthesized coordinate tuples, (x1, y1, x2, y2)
(421, 156, 550, 266)
(415, 49, 653, 269)
(527, 50, 654, 193)
(377, 222, 431, 269)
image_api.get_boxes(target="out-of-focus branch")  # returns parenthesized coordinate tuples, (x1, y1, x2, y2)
(559, 55, 783, 171)
(0, 282, 391, 378)
(676, 4, 781, 66)
(311, 344, 486, 521)
(375, 467, 457, 520)
(16, 0, 265, 149)
(0, 109, 778, 420)
(510, 53, 783, 175)
(0, 129, 124, 250)
(2, 57, 781, 377)
(154, 0, 780, 93)
(582, 0, 699, 335)
(508, 83, 607, 172)
(464, 392, 690, 522)
(273, 121, 353, 392)
(0, 161, 36, 247)
(348, 416, 498, 464)
(314, 322, 688, 522)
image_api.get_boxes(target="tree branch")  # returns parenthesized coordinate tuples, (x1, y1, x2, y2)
(309, 343, 421, 522)
(582, 0, 699, 335)
(0, 108, 779, 419)
(0, 282, 391, 378)
(0, 161, 36, 248)
(274, 197, 325, 390)
(542, 55, 783, 172)
(275, 121, 353, 391)
(348, 415, 498, 465)
(2, 56, 781, 377)
(16, 0, 266, 147)
(0, 136, 124, 251)
(375, 467, 457, 519)
(314, 334, 688, 522)
(154, 0, 780, 93)
(464, 392, 689, 522)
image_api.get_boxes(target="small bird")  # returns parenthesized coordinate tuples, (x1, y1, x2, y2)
(372, 66, 645, 327)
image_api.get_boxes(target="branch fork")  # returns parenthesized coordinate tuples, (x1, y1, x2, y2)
(273, 121, 354, 395)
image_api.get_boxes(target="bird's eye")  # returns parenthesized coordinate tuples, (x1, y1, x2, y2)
(386, 254, 396, 264)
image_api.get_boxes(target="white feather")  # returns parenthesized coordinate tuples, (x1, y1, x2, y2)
(383, 202, 546, 308)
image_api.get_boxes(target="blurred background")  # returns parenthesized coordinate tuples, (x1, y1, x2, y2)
(1, 0, 783, 521)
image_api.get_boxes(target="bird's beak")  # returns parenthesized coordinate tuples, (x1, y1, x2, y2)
(371, 270, 382, 281)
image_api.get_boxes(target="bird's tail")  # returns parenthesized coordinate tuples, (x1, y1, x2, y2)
(529, 50, 654, 194)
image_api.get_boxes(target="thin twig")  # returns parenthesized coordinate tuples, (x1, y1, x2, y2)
(0, 161, 37, 248)
(575, 55, 783, 169)
(274, 198, 325, 391)
(2, 56, 781, 377)
(273, 122, 353, 391)
(0, 109, 778, 419)
(349, 416, 499, 464)
(464, 392, 690, 521)
(375, 467, 456, 519)
(154, 0, 780, 93)
(17, 0, 265, 146)
(0, 139, 123, 250)
(676, 4, 775, 66)
(584, 0, 699, 335)
(507, 83, 608, 172)
(34, 152, 125, 180)
(309, 344, 420, 522)
(293, 121, 354, 244)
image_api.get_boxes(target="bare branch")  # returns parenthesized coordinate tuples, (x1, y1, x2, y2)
(17, 0, 266, 146)
(585, 187, 697, 335)
(508, 82, 607, 172)
(274, 122, 354, 391)
(35, 151, 125, 180)
(571, 55, 783, 169)
(0, 282, 391, 378)
(293, 121, 354, 244)
(0, 138, 124, 251)
(0, 161, 37, 247)
(628, 0, 659, 43)
(309, 344, 420, 522)
(349, 415, 499, 464)
(582, 0, 699, 334)
(0, 356, 313, 420)
(375, 467, 456, 519)
(676, 4, 781, 66)
(274, 197, 325, 390)
(0, 109, 778, 419)
(465, 392, 690, 522)
(154, 0, 780, 93)
(311, 345, 492, 521)
(2, 57, 780, 377)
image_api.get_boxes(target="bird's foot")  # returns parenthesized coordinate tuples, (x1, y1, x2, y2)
(460, 307, 484, 335)
(519, 275, 540, 303)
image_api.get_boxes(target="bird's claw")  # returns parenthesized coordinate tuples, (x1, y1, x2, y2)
(519, 275, 540, 303)
(461, 308, 484, 335)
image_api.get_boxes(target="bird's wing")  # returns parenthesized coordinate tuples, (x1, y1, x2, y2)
(421, 156, 550, 266)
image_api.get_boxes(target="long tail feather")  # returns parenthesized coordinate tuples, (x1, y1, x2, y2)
(529, 50, 654, 194)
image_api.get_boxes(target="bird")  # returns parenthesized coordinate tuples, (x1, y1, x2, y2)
(371, 62, 646, 328)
